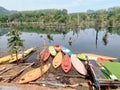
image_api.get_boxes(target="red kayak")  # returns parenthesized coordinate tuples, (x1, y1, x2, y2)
(54, 44, 61, 52)
(39, 49, 50, 61)
(61, 54, 72, 73)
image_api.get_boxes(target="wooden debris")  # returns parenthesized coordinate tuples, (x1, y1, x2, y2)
(0, 65, 17, 75)
(0, 75, 13, 78)
(57, 74, 86, 78)
(0, 67, 6, 72)
(30, 81, 79, 88)
(6, 62, 34, 83)
(99, 79, 120, 84)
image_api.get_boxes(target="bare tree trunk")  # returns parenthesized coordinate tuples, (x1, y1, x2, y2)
(16, 50, 18, 64)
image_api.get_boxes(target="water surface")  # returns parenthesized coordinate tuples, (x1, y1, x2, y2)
(0, 28, 120, 61)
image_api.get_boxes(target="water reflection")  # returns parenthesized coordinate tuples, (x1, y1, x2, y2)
(68, 37, 72, 46)
(0, 28, 9, 36)
(0, 27, 120, 60)
(47, 34, 54, 41)
(95, 29, 99, 48)
(102, 32, 108, 46)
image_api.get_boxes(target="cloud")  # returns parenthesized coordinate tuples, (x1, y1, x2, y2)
(0, 0, 119, 12)
(29, 0, 80, 10)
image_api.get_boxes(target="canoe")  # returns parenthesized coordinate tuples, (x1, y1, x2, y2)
(71, 54, 87, 75)
(39, 49, 50, 61)
(61, 46, 72, 55)
(18, 63, 51, 83)
(0, 47, 35, 64)
(98, 63, 118, 80)
(48, 46, 57, 56)
(81, 53, 117, 61)
(61, 54, 72, 73)
(99, 62, 120, 79)
(52, 51, 62, 68)
(97, 57, 110, 62)
(54, 44, 61, 52)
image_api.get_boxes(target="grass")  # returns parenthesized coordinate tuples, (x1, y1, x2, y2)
(101, 62, 120, 79)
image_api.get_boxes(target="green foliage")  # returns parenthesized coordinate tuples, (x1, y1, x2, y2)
(7, 29, 24, 54)
(0, 6, 120, 28)
(0, 15, 8, 23)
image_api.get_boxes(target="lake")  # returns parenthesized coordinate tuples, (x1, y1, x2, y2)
(0, 28, 120, 61)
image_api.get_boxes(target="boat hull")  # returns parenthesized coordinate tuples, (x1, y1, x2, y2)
(61, 54, 71, 73)
(71, 54, 87, 76)
(18, 63, 51, 83)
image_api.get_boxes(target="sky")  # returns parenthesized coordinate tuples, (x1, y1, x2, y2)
(0, 0, 120, 13)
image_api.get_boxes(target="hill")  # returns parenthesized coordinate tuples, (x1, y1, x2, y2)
(0, 6, 17, 15)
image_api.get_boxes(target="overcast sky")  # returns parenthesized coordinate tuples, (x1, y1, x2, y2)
(0, 0, 120, 13)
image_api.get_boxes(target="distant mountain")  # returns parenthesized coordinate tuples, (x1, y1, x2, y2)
(87, 9, 95, 13)
(0, 6, 17, 15)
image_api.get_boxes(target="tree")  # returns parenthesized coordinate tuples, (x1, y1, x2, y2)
(7, 29, 24, 64)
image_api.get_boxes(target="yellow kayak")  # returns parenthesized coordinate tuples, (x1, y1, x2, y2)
(52, 51, 62, 68)
(18, 63, 51, 83)
(0, 47, 35, 64)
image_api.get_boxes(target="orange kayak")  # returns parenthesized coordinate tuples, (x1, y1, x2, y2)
(61, 54, 71, 73)
(52, 51, 62, 68)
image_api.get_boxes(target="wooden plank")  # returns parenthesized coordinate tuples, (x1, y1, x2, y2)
(99, 79, 120, 84)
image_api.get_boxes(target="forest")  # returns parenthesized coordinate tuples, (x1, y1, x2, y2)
(0, 6, 120, 29)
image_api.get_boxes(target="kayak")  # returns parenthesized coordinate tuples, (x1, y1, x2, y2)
(76, 54, 87, 61)
(8, 47, 36, 63)
(99, 62, 120, 79)
(81, 53, 117, 61)
(61, 46, 72, 55)
(18, 63, 51, 83)
(54, 44, 61, 52)
(0, 47, 35, 64)
(23, 47, 36, 56)
(61, 54, 72, 73)
(39, 49, 50, 61)
(71, 54, 87, 76)
(52, 51, 62, 68)
(48, 46, 57, 56)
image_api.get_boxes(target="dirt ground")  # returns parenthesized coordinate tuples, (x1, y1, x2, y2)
(0, 63, 90, 90)
(0, 82, 76, 90)
(0, 61, 119, 90)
